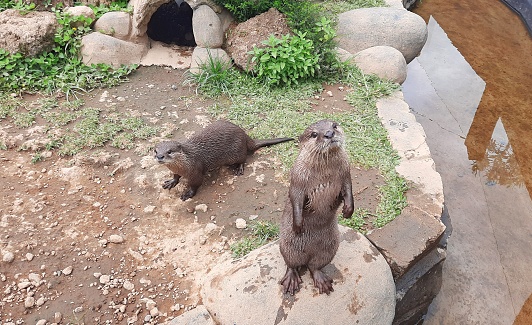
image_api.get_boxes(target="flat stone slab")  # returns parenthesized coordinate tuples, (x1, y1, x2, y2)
(367, 206, 445, 278)
(201, 226, 396, 325)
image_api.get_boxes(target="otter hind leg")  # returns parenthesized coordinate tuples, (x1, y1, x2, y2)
(310, 269, 334, 295)
(162, 174, 180, 189)
(229, 163, 245, 176)
(280, 267, 303, 295)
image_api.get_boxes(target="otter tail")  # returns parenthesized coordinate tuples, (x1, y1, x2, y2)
(251, 137, 294, 151)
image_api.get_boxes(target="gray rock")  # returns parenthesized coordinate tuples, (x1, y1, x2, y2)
(2, 251, 14, 263)
(201, 226, 395, 325)
(367, 206, 445, 278)
(0, 9, 58, 57)
(190, 47, 231, 73)
(353, 46, 407, 84)
(94, 11, 132, 40)
(337, 7, 427, 63)
(166, 305, 216, 325)
(192, 5, 223, 48)
(64, 5, 96, 28)
(81, 32, 148, 67)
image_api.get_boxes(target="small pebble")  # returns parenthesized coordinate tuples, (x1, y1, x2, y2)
(24, 296, 35, 308)
(2, 251, 14, 263)
(99, 274, 111, 284)
(62, 266, 73, 276)
(109, 235, 124, 244)
(195, 204, 208, 213)
(235, 218, 247, 229)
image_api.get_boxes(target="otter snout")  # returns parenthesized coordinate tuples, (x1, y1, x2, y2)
(324, 130, 335, 139)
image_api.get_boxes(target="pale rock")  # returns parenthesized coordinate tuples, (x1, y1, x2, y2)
(62, 266, 73, 276)
(195, 204, 208, 213)
(24, 296, 35, 308)
(123, 280, 135, 291)
(235, 218, 247, 229)
(2, 251, 14, 263)
(109, 234, 125, 244)
(99, 274, 111, 284)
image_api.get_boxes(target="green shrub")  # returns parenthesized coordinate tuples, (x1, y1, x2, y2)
(251, 32, 318, 85)
(0, 3, 136, 97)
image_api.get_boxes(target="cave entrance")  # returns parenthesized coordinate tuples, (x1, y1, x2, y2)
(147, 0, 196, 46)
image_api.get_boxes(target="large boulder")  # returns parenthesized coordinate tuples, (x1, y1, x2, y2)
(81, 32, 148, 67)
(225, 8, 291, 71)
(353, 46, 408, 84)
(192, 4, 223, 48)
(0, 9, 58, 57)
(336, 7, 427, 63)
(93, 11, 132, 41)
(201, 226, 396, 325)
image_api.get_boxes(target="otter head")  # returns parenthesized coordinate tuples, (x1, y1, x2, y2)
(299, 119, 345, 155)
(154, 141, 187, 166)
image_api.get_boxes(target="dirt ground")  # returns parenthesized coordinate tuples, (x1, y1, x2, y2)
(0, 66, 385, 324)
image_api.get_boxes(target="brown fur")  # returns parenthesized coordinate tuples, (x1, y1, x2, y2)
(154, 120, 293, 200)
(279, 119, 354, 295)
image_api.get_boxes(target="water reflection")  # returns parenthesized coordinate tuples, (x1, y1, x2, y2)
(468, 118, 524, 188)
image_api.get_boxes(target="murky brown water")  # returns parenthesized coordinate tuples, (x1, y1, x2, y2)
(414, 0, 532, 196)
(413, 0, 532, 322)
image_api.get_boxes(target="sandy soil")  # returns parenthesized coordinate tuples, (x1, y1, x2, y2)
(0, 66, 384, 324)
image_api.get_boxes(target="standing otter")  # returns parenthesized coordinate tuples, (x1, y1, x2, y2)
(279, 119, 354, 295)
(154, 120, 293, 201)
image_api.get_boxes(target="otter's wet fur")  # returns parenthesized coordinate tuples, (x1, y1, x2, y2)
(279, 119, 354, 295)
(154, 120, 293, 201)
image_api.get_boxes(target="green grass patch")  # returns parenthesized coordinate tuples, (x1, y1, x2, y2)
(231, 220, 279, 258)
(317, 0, 387, 15)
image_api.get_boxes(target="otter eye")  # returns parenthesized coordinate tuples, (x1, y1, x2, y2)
(166, 150, 172, 155)
(310, 132, 318, 138)
(332, 123, 338, 129)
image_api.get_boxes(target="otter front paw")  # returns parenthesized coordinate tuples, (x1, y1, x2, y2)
(162, 178, 179, 189)
(342, 203, 354, 219)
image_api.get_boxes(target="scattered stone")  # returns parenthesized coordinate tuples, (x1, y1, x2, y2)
(235, 218, 247, 229)
(144, 205, 156, 213)
(55, 312, 62, 323)
(74, 306, 83, 313)
(150, 306, 159, 317)
(203, 223, 218, 236)
(195, 204, 208, 213)
(26, 253, 34, 261)
(28, 272, 41, 285)
(2, 251, 14, 263)
(99, 274, 111, 284)
(36, 296, 45, 306)
(62, 266, 73, 276)
(18, 281, 32, 290)
(109, 234, 125, 244)
(35, 320, 46, 325)
(123, 280, 135, 291)
(145, 299, 156, 310)
(24, 296, 35, 309)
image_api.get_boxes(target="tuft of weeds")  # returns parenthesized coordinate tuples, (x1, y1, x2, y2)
(231, 220, 279, 258)
(339, 207, 370, 233)
(183, 51, 235, 97)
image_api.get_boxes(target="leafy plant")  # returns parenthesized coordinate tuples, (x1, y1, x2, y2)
(251, 32, 319, 85)
(0, 3, 137, 97)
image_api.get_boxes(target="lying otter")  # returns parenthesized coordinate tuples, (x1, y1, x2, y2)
(154, 120, 293, 201)
(279, 119, 354, 295)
